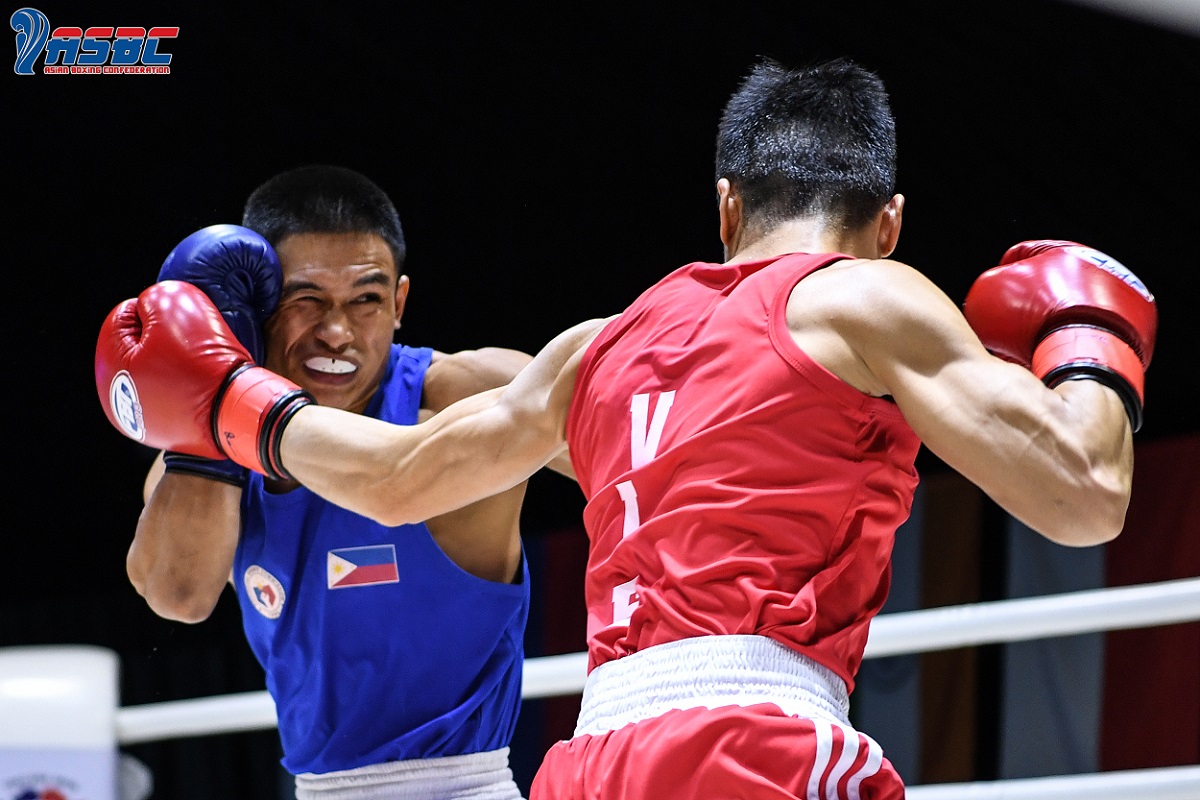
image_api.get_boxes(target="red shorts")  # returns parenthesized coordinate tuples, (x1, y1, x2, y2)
(530, 702, 905, 800)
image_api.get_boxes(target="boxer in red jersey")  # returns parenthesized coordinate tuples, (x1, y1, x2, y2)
(98, 58, 1156, 799)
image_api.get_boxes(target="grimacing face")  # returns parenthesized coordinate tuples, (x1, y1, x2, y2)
(264, 232, 408, 414)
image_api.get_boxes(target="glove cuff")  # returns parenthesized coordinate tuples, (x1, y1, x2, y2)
(214, 366, 315, 482)
(162, 451, 248, 487)
(1033, 325, 1145, 432)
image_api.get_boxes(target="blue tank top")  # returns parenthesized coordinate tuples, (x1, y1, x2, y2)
(235, 344, 530, 775)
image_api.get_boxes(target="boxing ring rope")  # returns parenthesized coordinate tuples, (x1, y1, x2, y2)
(113, 576, 1200, 796)
(905, 765, 1200, 800)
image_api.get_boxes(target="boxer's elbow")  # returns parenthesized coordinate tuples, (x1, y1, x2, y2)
(128, 554, 220, 624)
(1039, 461, 1132, 547)
(142, 581, 220, 624)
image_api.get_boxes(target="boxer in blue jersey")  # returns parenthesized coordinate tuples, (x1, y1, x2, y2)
(127, 165, 573, 798)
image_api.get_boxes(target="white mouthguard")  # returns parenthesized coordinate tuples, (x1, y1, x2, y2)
(305, 357, 357, 375)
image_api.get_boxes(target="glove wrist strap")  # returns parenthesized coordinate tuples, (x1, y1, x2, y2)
(214, 366, 314, 481)
(1034, 325, 1145, 432)
(162, 451, 248, 487)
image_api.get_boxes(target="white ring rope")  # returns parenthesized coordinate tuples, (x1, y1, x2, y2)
(905, 765, 1200, 799)
(112, 577, 1200, 797)
(862, 574, 1200, 658)
(115, 577, 1199, 743)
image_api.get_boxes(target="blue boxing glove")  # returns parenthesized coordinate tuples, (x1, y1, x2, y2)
(156, 224, 283, 487)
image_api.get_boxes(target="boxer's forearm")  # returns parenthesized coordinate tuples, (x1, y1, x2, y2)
(279, 390, 562, 526)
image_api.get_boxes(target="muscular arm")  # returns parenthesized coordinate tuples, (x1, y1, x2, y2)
(424, 346, 577, 481)
(129, 452, 242, 622)
(813, 260, 1132, 545)
(279, 317, 610, 527)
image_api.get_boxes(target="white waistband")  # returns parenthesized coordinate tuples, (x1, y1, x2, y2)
(573, 635, 850, 737)
(294, 748, 523, 800)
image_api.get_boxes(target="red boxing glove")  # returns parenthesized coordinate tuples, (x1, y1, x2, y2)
(963, 240, 1157, 431)
(95, 280, 313, 480)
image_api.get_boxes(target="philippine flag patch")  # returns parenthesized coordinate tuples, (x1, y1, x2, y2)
(328, 544, 399, 589)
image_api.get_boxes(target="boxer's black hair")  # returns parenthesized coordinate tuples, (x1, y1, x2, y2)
(716, 56, 897, 232)
(243, 164, 407, 276)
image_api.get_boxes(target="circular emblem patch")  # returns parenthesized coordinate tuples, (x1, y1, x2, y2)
(244, 565, 286, 619)
(109, 370, 145, 441)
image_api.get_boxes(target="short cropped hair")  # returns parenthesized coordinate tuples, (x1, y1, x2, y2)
(242, 164, 407, 274)
(715, 57, 897, 231)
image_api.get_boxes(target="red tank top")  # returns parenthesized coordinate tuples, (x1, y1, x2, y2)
(565, 253, 920, 690)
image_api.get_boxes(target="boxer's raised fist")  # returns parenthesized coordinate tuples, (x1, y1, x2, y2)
(963, 240, 1157, 431)
(96, 281, 312, 480)
(156, 224, 283, 486)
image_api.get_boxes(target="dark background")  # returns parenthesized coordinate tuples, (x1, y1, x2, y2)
(5, 1, 1198, 797)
